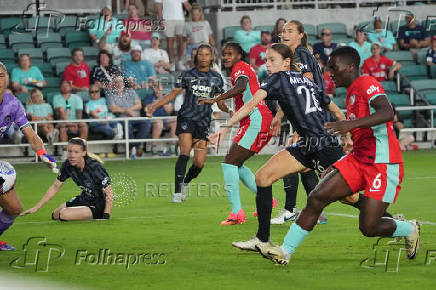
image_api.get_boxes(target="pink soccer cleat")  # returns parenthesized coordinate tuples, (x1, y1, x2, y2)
(221, 209, 246, 225)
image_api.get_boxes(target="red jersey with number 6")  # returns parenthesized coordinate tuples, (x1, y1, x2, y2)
(346, 75, 402, 164)
(231, 61, 271, 127)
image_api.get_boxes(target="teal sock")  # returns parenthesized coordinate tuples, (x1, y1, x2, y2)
(221, 163, 241, 214)
(238, 165, 257, 194)
(282, 223, 310, 254)
(393, 220, 413, 237)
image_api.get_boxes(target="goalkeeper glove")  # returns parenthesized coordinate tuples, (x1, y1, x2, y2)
(37, 149, 59, 174)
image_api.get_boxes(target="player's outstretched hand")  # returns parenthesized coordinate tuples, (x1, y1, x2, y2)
(324, 120, 354, 136)
(197, 98, 215, 105)
(341, 134, 353, 154)
(37, 150, 59, 174)
(209, 127, 228, 147)
(21, 207, 39, 216)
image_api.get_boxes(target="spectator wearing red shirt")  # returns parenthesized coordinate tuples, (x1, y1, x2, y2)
(123, 3, 152, 49)
(249, 31, 272, 72)
(63, 48, 90, 92)
(361, 43, 401, 82)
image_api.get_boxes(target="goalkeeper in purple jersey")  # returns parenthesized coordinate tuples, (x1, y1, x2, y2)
(0, 61, 58, 251)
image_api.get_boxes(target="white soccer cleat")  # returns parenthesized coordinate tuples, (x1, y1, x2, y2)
(232, 236, 270, 252)
(271, 208, 299, 225)
(256, 244, 291, 265)
(405, 220, 421, 259)
(181, 183, 189, 201)
(172, 192, 182, 203)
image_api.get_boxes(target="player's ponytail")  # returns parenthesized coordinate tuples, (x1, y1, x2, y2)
(68, 137, 104, 164)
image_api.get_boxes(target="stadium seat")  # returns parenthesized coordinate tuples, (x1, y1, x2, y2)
(46, 48, 72, 66)
(55, 61, 70, 77)
(222, 26, 240, 43)
(0, 35, 6, 48)
(44, 77, 61, 89)
(410, 79, 436, 103)
(65, 31, 91, 48)
(303, 24, 317, 39)
(87, 60, 97, 69)
(36, 62, 55, 77)
(331, 96, 345, 109)
(430, 66, 436, 79)
(18, 48, 43, 62)
(255, 25, 274, 33)
(0, 17, 24, 37)
(380, 81, 397, 93)
(26, 16, 55, 34)
(36, 32, 63, 52)
(416, 48, 429, 65)
(4, 62, 18, 74)
(42, 89, 60, 105)
(398, 65, 429, 89)
(9, 33, 34, 52)
(16, 93, 29, 105)
(317, 22, 348, 38)
(385, 51, 415, 65)
(388, 93, 410, 106)
(56, 15, 78, 37)
(424, 92, 436, 105)
(0, 48, 15, 62)
(80, 46, 99, 61)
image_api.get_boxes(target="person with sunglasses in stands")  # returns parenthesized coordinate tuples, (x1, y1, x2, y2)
(313, 28, 337, 66)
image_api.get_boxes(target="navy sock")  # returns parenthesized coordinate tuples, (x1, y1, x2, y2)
(184, 165, 203, 184)
(284, 173, 298, 212)
(175, 155, 189, 193)
(256, 185, 273, 242)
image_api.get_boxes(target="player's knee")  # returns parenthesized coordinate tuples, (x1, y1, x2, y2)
(255, 171, 272, 187)
(6, 204, 23, 216)
(192, 160, 204, 169)
(359, 223, 377, 237)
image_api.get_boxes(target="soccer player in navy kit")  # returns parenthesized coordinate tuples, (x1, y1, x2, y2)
(146, 44, 225, 203)
(22, 138, 113, 221)
(216, 43, 346, 251)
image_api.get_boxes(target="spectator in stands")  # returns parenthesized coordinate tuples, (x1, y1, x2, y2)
(89, 7, 125, 47)
(142, 81, 177, 155)
(316, 57, 335, 97)
(393, 106, 417, 151)
(426, 36, 436, 65)
(53, 80, 88, 160)
(313, 28, 337, 66)
(361, 43, 401, 81)
(26, 88, 57, 144)
(234, 15, 261, 54)
(183, 3, 215, 58)
(86, 83, 123, 140)
(106, 76, 151, 157)
(348, 29, 372, 68)
(124, 3, 152, 49)
(398, 13, 430, 50)
(100, 30, 137, 66)
(249, 31, 272, 72)
(143, 33, 171, 74)
(271, 18, 286, 43)
(156, 0, 192, 71)
(123, 45, 157, 89)
(90, 50, 123, 90)
(63, 48, 90, 93)
(367, 17, 397, 51)
(11, 54, 46, 94)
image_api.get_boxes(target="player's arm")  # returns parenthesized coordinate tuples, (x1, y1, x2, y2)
(224, 89, 267, 128)
(102, 185, 113, 219)
(388, 62, 402, 80)
(145, 87, 183, 116)
(198, 77, 248, 105)
(270, 107, 284, 136)
(22, 126, 58, 172)
(325, 95, 393, 135)
(21, 179, 64, 215)
(216, 100, 233, 116)
(326, 101, 346, 121)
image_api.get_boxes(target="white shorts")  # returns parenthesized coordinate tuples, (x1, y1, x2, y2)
(164, 20, 185, 38)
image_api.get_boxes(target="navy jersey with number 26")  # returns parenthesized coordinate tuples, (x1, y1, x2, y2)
(261, 71, 334, 151)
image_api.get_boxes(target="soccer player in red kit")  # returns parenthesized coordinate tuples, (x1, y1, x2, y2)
(256, 46, 420, 265)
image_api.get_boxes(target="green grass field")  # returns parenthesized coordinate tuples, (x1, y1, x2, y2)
(1, 150, 436, 289)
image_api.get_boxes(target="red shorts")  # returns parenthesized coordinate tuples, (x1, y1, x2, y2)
(333, 154, 404, 203)
(233, 111, 272, 154)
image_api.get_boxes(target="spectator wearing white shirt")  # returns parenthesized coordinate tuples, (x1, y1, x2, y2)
(143, 33, 171, 74)
(183, 4, 215, 58)
(155, 0, 192, 71)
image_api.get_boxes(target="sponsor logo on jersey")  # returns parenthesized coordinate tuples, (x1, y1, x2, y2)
(348, 113, 356, 120)
(366, 85, 380, 95)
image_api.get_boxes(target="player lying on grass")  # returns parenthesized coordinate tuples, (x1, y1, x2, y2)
(255, 46, 420, 265)
(22, 138, 113, 221)
(198, 42, 278, 225)
(145, 43, 225, 203)
(215, 43, 350, 250)
(0, 62, 58, 251)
